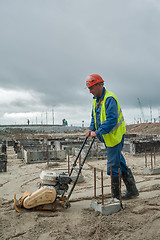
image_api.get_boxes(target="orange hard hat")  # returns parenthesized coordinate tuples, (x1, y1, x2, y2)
(86, 74, 104, 88)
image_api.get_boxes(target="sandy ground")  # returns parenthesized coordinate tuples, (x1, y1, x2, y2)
(0, 141, 160, 240)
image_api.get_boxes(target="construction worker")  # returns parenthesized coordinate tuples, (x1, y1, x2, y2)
(62, 119, 68, 126)
(85, 74, 139, 200)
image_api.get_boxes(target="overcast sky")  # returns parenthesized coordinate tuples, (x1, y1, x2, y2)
(0, 0, 160, 125)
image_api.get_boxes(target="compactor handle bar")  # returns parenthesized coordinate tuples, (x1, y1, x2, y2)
(69, 136, 88, 177)
(67, 136, 95, 200)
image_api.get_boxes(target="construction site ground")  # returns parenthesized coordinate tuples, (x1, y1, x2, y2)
(0, 124, 160, 240)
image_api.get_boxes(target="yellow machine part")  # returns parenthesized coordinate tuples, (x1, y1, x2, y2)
(14, 188, 71, 212)
(18, 191, 32, 207)
(22, 186, 56, 209)
(36, 196, 70, 211)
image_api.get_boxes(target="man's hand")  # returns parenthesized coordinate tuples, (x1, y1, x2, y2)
(90, 131, 97, 138)
(85, 130, 97, 138)
(85, 130, 91, 137)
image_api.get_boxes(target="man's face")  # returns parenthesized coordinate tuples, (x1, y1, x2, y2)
(88, 83, 102, 98)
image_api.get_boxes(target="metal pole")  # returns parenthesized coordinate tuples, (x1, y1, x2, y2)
(94, 168, 96, 199)
(52, 108, 54, 125)
(54, 148, 57, 161)
(43, 143, 45, 151)
(154, 147, 156, 166)
(46, 146, 49, 165)
(145, 148, 147, 167)
(68, 152, 70, 174)
(101, 170, 104, 205)
(151, 147, 153, 171)
(20, 138, 22, 151)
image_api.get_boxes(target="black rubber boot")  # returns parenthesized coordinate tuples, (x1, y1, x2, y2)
(112, 176, 120, 200)
(122, 169, 139, 199)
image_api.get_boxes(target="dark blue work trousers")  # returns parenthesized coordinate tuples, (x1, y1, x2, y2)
(105, 135, 129, 177)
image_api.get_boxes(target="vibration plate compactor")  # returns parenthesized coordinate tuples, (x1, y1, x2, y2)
(14, 137, 95, 212)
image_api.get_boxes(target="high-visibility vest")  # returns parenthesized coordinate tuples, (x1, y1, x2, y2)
(93, 90, 126, 147)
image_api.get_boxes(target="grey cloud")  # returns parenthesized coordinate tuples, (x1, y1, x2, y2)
(0, 0, 160, 123)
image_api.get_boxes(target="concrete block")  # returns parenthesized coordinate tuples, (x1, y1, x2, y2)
(23, 149, 30, 163)
(62, 145, 72, 154)
(24, 150, 66, 163)
(123, 140, 135, 154)
(0, 154, 7, 172)
(48, 150, 66, 161)
(74, 148, 107, 159)
(7, 140, 14, 146)
(143, 167, 160, 175)
(45, 162, 59, 167)
(17, 147, 25, 160)
(54, 141, 61, 150)
(17, 150, 23, 159)
(90, 198, 125, 216)
(70, 174, 85, 183)
(23, 149, 28, 163)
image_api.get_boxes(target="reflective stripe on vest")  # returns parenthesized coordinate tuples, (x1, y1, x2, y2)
(101, 108, 124, 133)
(93, 90, 126, 147)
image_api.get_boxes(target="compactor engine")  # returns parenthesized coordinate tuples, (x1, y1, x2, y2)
(40, 171, 72, 195)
